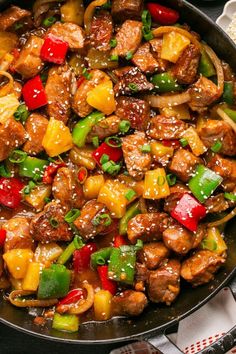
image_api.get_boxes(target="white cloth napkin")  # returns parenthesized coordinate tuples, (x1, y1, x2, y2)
(110, 287, 236, 354)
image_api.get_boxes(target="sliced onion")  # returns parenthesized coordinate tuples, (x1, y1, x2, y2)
(152, 26, 201, 49)
(203, 44, 224, 95)
(8, 290, 58, 308)
(84, 0, 107, 34)
(145, 91, 191, 108)
(0, 70, 14, 97)
(33, 0, 64, 26)
(217, 107, 236, 133)
(208, 206, 236, 227)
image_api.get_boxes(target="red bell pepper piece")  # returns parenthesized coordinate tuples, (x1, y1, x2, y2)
(22, 75, 48, 111)
(43, 162, 65, 184)
(97, 265, 117, 295)
(113, 234, 128, 248)
(162, 139, 181, 149)
(92, 142, 123, 166)
(58, 288, 84, 306)
(170, 193, 206, 232)
(73, 243, 97, 273)
(40, 34, 69, 65)
(0, 177, 24, 209)
(0, 229, 6, 248)
(147, 3, 179, 25)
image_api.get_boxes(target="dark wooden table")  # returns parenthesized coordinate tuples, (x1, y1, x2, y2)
(0, 1, 229, 353)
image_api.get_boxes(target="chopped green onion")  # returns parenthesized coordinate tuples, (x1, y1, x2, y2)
(224, 192, 236, 201)
(64, 209, 81, 223)
(128, 83, 138, 92)
(125, 51, 133, 60)
(82, 68, 92, 80)
(43, 16, 57, 27)
(92, 213, 112, 227)
(119, 120, 130, 133)
(179, 138, 188, 147)
(110, 54, 119, 62)
(201, 238, 217, 251)
(14, 104, 29, 123)
(211, 140, 222, 153)
(125, 189, 136, 201)
(23, 181, 36, 195)
(49, 218, 59, 229)
(105, 136, 122, 148)
(167, 174, 177, 186)
(92, 136, 99, 148)
(102, 161, 121, 175)
(110, 38, 117, 48)
(142, 10, 152, 28)
(44, 197, 51, 204)
(100, 154, 110, 165)
(141, 144, 151, 153)
(0, 163, 11, 178)
(9, 150, 27, 164)
(142, 27, 153, 41)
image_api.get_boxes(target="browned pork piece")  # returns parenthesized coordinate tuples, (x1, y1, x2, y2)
(87, 115, 121, 142)
(207, 154, 236, 192)
(90, 10, 113, 51)
(181, 250, 225, 286)
(172, 44, 200, 84)
(0, 5, 31, 31)
(149, 38, 169, 72)
(131, 43, 160, 74)
(122, 132, 151, 180)
(112, 290, 148, 316)
(205, 193, 236, 213)
(45, 64, 73, 124)
(30, 202, 72, 243)
(137, 241, 170, 269)
(127, 212, 171, 244)
(111, 0, 143, 21)
(147, 259, 181, 305)
(47, 22, 85, 50)
(111, 20, 142, 57)
(169, 148, 201, 182)
(116, 96, 150, 131)
(23, 113, 48, 155)
(198, 120, 236, 156)
(188, 76, 220, 112)
(14, 35, 44, 79)
(3, 217, 33, 253)
(73, 200, 111, 240)
(147, 115, 186, 140)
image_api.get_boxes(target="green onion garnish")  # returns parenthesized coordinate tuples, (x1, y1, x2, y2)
(110, 38, 117, 48)
(142, 10, 152, 28)
(42, 16, 56, 27)
(211, 140, 222, 153)
(167, 174, 177, 186)
(119, 120, 130, 133)
(110, 54, 119, 61)
(102, 161, 121, 175)
(142, 27, 153, 41)
(9, 150, 27, 164)
(125, 51, 133, 60)
(100, 154, 110, 165)
(23, 181, 36, 195)
(125, 189, 136, 201)
(128, 83, 139, 92)
(64, 209, 81, 223)
(92, 213, 112, 227)
(179, 138, 188, 147)
(49, 218, 59, 229)
(44, 197, 51, 204)
(224, 192, 236, 201)
(92, 136, 99, 148)
(14, 104, 29, 123)
(105, 136, 122, 148)
(82, 68, 92, 80)
(141, 144, 151, 153)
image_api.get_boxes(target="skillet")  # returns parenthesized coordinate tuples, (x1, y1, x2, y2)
(0, 0, 235, 353)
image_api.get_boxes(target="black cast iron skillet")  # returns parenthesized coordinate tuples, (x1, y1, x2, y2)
(0, 0, 236, 352)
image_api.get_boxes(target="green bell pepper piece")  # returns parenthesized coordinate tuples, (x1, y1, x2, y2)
(119, 201, 141, 235)
(38, 264, 71, 299)
(198, 50, 216, 77)
(223, 108, 236, 122)
(91, 247, 112, 268)
(150, 72, 182, 93)
(72, 111, 104, 148)
(19, 156, 49, 180)
(57, 236, 84, 265)
(108, 240, 143, 285)
(188, 164, 223, 203)
(52, 313, 79, 332)
(222, 82, 234, 105)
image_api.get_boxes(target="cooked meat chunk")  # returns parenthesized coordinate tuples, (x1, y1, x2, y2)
(72, 70, 109, 117)
(198, 120, 236, 156)
(181, 250, 225, 286)
(14, 36, 44, 79)
(207, 154, 236, 192)
(122, 132, 151, 180)
(0, 5, 31, 31)
(111, 0, 143, 21)
(134, 262, 148, 291)
(149, 38, 169, 72)
(188, 77, 220, 112)
(138, 241, 170, 269)
(132, 43, 160, 74)
(205, 193, 236, 213)
(23, 113, 48, 155)
(127, 212, 171, 244)
(90, 10, 113, 51)
(171, 44, 200, 84)
(47, 22, 85, 50)
(163, 224, 205, 255)
(111, 20, 142, 57)
(87, 115, 120, 142)
(147, 115, 186, 140)
(45, 64, 73, 124)
(52, 167, 85, 210)
(30, 201, 72, 243)
(116, 96, 150, 131)
(0, 117, 27, 162)
(3, 217, 33, 253)
(113, 66, 153, 95)
(169, 148, 201, 182)
(147, 259, 181, 305)
(112, 290, 147, 316)
(73, 200, 111, 240)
